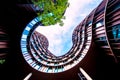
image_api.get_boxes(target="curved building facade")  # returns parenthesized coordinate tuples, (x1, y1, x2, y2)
(20, 16, 93, 73)
(0, 0, 120, 80)
(78, 0, 120, 63)
(92, 0, 120, 63)
(21, 0, 120, 74)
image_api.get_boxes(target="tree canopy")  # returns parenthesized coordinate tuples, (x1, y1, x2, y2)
(31, 0, 69, 26)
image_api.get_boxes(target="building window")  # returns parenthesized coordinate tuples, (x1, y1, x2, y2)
(112, 24, 120, 39)
(96, 19, 103, 28)
(86, 21, 92, 27)
(113, 3, 120, 11)
(87, 36, 92, 40)
(99, 36, 106, 40)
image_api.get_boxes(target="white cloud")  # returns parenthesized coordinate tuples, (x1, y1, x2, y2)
(35, 0, 102, 56)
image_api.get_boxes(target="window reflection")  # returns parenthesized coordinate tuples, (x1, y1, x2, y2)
(112, 24, 120, 39)
(113, 3, 120, 11)
(96, 19, 103, 28)
(99, 36, 106, 40)
(86, 21, 92, 27)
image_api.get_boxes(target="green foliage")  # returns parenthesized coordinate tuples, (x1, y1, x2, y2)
(0, 59, 5, 64)
(31, 0, 69, 26)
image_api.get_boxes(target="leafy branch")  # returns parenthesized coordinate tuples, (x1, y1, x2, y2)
(31, 0, 69, 26)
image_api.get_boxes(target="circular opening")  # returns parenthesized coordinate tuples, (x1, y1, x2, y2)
(35, 25, 73, 56)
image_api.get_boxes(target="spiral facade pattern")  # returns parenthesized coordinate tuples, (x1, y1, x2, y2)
(20, 0, 120, 74)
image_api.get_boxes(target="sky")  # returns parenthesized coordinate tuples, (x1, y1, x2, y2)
(35, 0, 103, 56)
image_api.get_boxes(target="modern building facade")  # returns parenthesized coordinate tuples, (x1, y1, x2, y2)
(0, 26, 9, 64)
(0, 0, 120, 80)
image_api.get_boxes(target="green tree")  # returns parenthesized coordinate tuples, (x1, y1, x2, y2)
(31, 0, 69, 26)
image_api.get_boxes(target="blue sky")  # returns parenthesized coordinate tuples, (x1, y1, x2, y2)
(35, 0, 102, 56)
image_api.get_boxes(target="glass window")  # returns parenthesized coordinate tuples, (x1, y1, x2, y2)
(21, 38, 26, 42)
(22, 34, 27, 39)
(112, 26, 117, 39)
(44, 67, 47, 72)
(112, 24, 120, 39)
(37, 58, 41, 61)
(54, 67, 58, 72)
(96, 22, 103, 28)
(99, 36, 106, 40)
(27, 59, 33, 64)
(58, 67, 63, 72)
(87, 36, 92, 40)
(26, 26, 31, 31)
(48, 67, 52, 73)
(85, 45, 89, 49)
(118, 26, 120, 38)
(113, 3, 120, 11)
(96, 20, 103, 28)
(86, 21, 92, 27)
(35, 45, 39, 50)
(22, 47, 27, 52)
